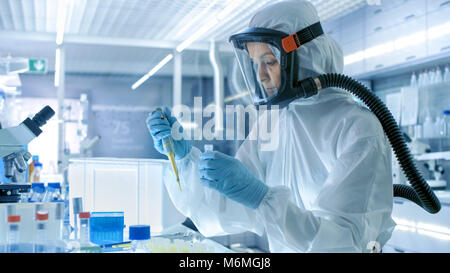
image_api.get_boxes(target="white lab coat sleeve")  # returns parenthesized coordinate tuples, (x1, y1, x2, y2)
(256, 135, 395, 253)
(162, 146, 265, 238)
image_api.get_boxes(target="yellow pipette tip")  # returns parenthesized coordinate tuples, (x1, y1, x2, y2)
(167, 152, 182, 192)
(177, 179, 182, 192)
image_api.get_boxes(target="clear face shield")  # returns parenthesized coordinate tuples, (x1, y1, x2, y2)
(230, 24, 324, 106)
(232, 41, 284, 105)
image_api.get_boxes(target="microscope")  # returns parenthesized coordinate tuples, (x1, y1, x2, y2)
(0, 106, 55, 203)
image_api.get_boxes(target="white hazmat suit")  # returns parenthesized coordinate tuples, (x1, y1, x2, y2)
(162, 0, 395, 252)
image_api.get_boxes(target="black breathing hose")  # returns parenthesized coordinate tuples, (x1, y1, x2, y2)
(298, 73, 441, 214)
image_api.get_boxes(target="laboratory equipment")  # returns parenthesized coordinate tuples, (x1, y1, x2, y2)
(77, 211, 100, 252)
(153, 108, 181, 191)
(72, 197, 83, 240)
(410, 72, 417, 87)
(434, 115, 443, 138)
(68, 158, 186, 234)
(0, 202, 62, 251)
(0, 56, 29, 75)
(434, 66, 443, 84)
(0, 105, 55, 203)
(444, 65, 450, 82)
(441, 110, 450, 137)
(418, 71, 424, 86)
(89, 212, 125, 245)
(29, 162, 42, 182)
(424, 160, 447, 190)
(285, 73, 441, 213)
(27, 155, 39, 183)
(423, 112, 434, 138)
(53, 202, 67, 252)
(78, 212, 90, 245)
(6, 215, 20, 253)
(42, 183, 62, 202)
(423, 70, 431, 86)
(128, 225, 151, 253)
(29, 182, 45, 202)
(34, 210, 49, 253)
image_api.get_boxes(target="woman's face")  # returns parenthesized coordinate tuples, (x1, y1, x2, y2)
(247, 42, 281, 96)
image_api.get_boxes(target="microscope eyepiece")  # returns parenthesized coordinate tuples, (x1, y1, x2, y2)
(32, 105, 55, 128)
(21, 105, 55, 137)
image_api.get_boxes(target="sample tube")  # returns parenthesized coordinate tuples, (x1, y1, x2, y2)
(6, 215, 21, 253)
(78, 212, 91, 246)
(34, 210, 49, 253)
(72, 197, 83, 240)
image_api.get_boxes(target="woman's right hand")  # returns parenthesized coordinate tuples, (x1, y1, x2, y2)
(146, 107, 191, 160)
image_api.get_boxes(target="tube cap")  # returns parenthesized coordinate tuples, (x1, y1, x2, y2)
(48, 183, 61, 189)
(7, 215, 21, 223)
(36, 210, 49, 221)
(79, 212, 91, 219)
(443, 110, 450, 115)
(129, 225, 150, 240)
(32, 183, 45, 193)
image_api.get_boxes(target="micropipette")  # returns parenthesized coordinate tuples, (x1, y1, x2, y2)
(153, 108, 182, 191)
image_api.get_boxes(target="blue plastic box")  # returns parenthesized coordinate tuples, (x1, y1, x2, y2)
(89, 212, 125, 245)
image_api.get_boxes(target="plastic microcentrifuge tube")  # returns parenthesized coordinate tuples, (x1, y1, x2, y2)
(6, 215, 21, 253)
(34, 210, 49, 253)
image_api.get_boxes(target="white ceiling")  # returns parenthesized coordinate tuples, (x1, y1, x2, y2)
(0, 0, 367, 76)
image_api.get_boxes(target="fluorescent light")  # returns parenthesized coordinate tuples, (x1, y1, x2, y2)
(176, 19, 219, 52)
(392, 217, 416, 227)
(174, 1, 217, 39)
(133, 0, 249, 88)
(428, 21, 450, 40)
(132, 54, 173, 90)
(54, 48, 61, 87)
(394, 31, 426, 50)
(216, 0, 246, 20)
(344, 50, 364, 65)
(364, 41, 394, 59)
(416, 222, 450, 235)
(417, 229, 450, 241)
(393, 217, 450, 241)
(395, 224, 416, 233)
(344, 20, 450, 66)
(56, 0, 72, 45)
(176, 0, 246, 53)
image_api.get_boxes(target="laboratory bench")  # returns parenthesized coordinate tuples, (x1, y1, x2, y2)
(384, 190, 450, 253)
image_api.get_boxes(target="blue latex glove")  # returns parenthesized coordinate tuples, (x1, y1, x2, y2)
(198, 151, 269, 209)
(146, 107, 191, 160)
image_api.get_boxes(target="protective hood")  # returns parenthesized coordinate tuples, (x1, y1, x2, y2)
(248, 0, 352, 105)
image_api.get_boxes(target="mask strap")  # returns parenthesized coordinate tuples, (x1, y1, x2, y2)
(281, 22, 324, 53)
